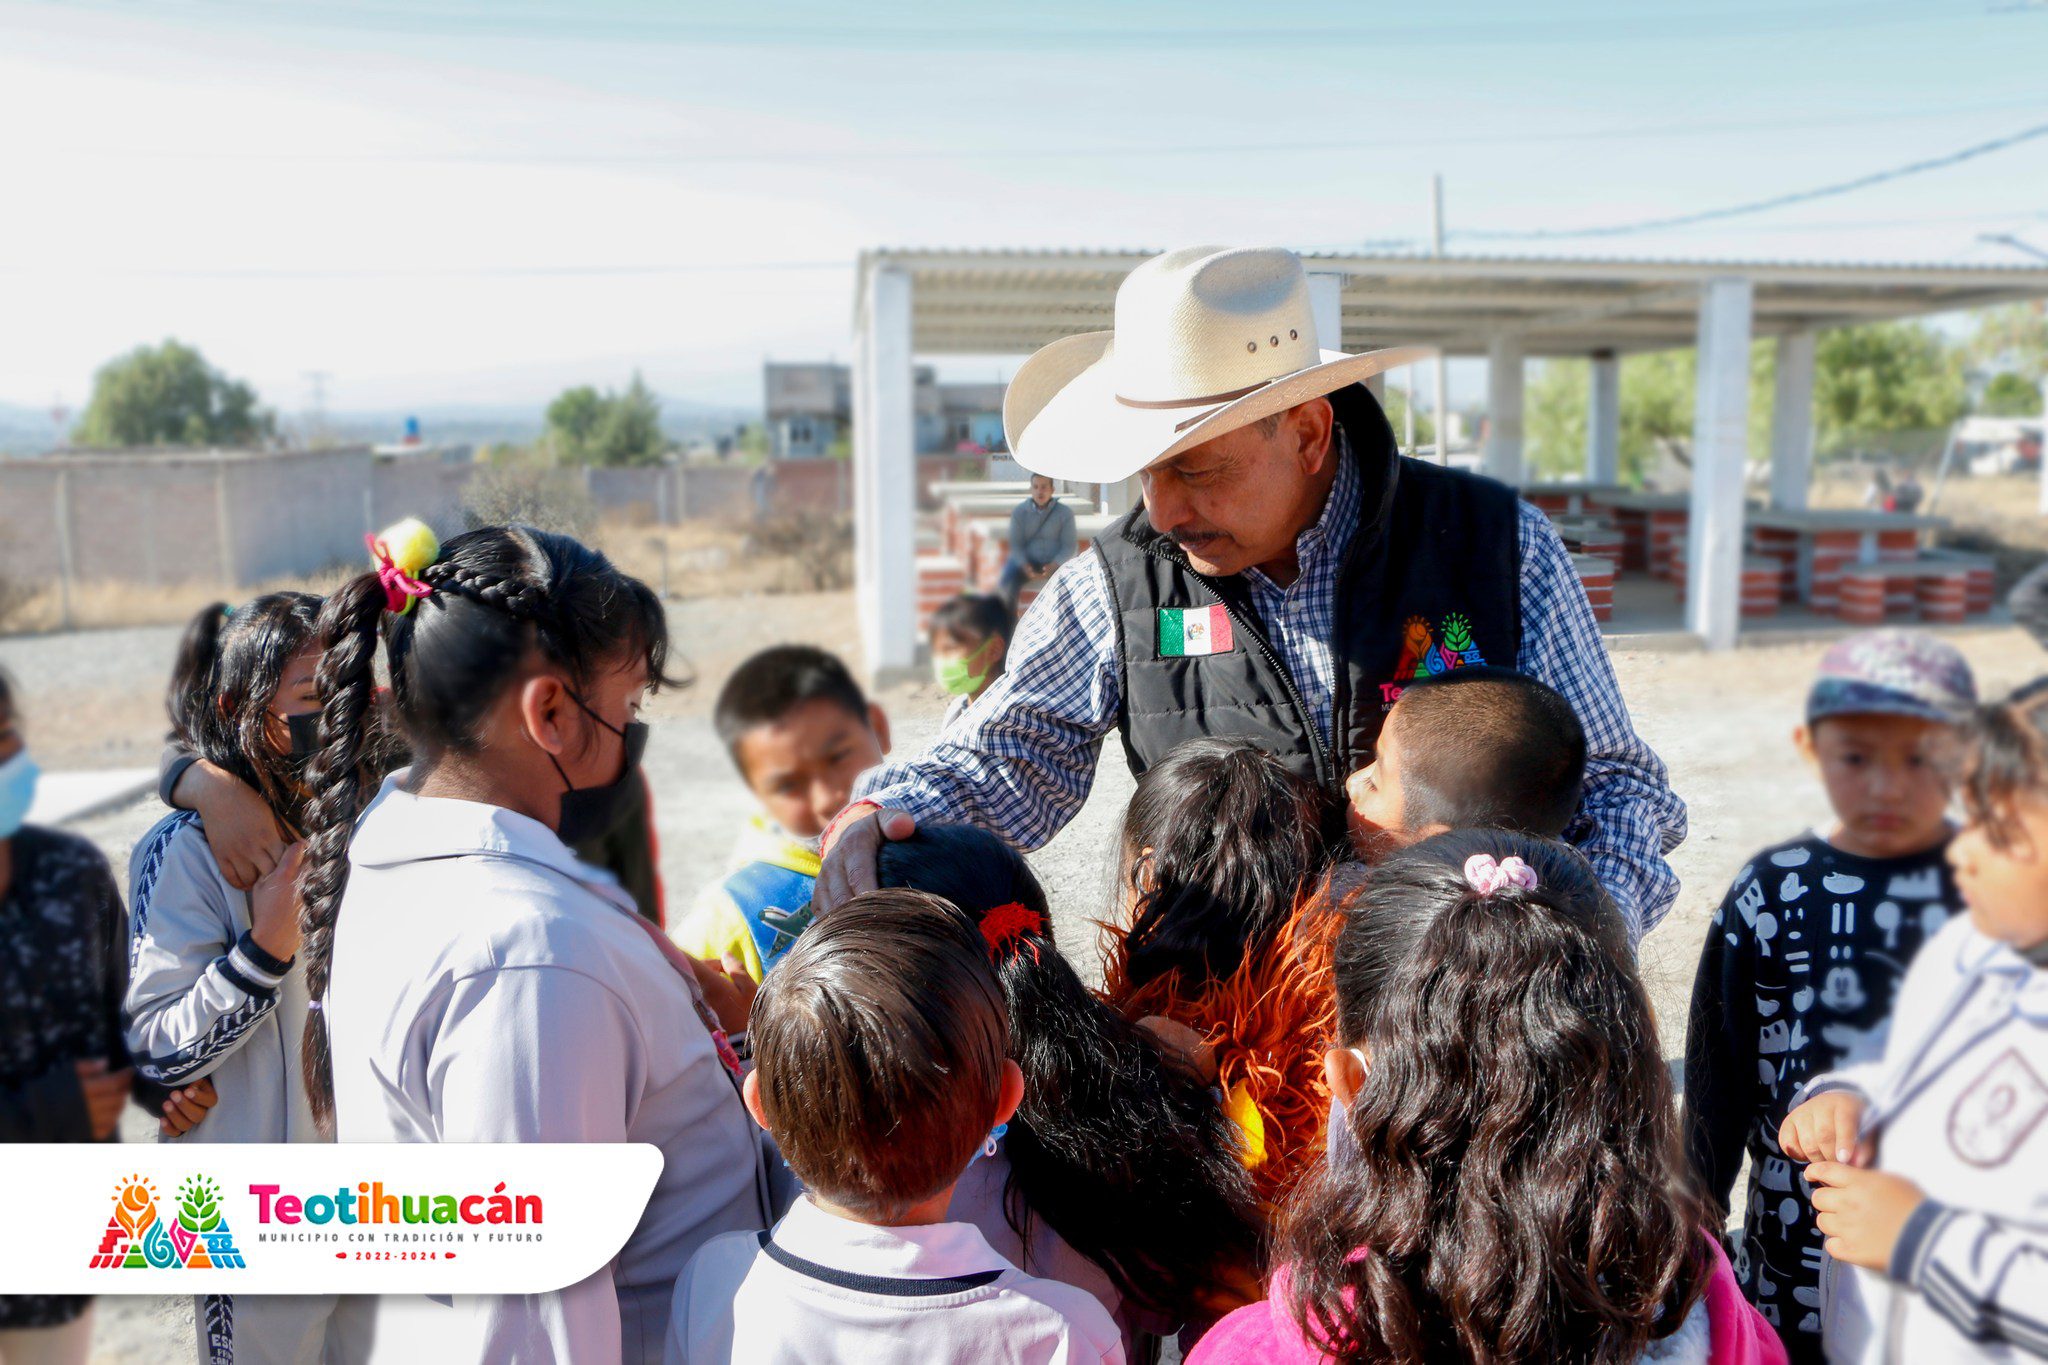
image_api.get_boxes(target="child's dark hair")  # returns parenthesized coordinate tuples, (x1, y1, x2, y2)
(711, 645, 868, 768)
(751, 888, 1007, 1222)
(298, 524, 671, 1130)
(1118, 737, 1333, 986)
(168, 594, 327, 835)
(1961, 682, 2048, 849)
(878, 824, 1261, 1319)
(0, 663, 14, 716)
(929, 593, 1014, 652)
(1390, 666, 1586, 837)
(1281, 830, 1707, 1364)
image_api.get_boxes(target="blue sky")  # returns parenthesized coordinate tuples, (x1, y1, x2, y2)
(3, 0, 2045, 416)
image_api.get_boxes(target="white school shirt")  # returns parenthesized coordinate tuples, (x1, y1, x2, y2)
(326, 774, 772, 1365)
(1795, 915, 2048, 1364)
(666, 1195, 1125, 1365)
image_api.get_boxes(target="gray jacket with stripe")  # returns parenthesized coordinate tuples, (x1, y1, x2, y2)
(124, 810, 320, 1145)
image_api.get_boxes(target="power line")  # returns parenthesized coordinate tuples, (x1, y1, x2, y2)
(1450, 117, 2048, 243)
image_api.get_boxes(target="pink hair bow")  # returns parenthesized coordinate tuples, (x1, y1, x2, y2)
(1463, 853, 1538, 895)
(365, 532, 433, 615)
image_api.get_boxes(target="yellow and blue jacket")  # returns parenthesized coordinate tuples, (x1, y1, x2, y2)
(670, 816, 821, 982)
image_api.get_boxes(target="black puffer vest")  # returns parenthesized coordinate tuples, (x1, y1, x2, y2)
(1095, 383, 1522, 797)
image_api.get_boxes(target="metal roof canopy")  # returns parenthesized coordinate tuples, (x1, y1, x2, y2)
(863, 248, 2048, 357)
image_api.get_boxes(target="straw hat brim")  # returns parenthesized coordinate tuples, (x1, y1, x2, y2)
(1004, 333, 1433, 484)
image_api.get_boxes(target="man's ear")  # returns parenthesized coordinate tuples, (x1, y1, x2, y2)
(1323, 1045, 1368, 1109)
(741, 1069, 772, 1133)
(519, 674, 571, 756)
(869, 703, 892, 757)
(992, 1058, 1026, 1129)
(1290, 396, 1337, 473)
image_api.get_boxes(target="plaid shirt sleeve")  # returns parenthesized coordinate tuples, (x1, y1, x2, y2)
(852, 551, 1121, 850)
(1514, 501, 1687, 939)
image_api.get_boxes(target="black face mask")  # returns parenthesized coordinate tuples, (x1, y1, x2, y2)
(284, 711, 323, 759)
(546, 690, 648, 847)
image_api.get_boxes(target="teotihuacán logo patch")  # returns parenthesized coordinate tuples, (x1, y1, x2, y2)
(91, 1173, 246, 1270)
(1379, 613, 1488, 708)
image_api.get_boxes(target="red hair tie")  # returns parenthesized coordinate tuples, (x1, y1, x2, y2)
(365, 532, 434, 615)
(981, 902, 1044, 964)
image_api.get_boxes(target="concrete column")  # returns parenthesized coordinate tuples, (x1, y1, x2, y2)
(853, 263, 917, 681)
(1587, 350, 1621, 484)
(1433, 354, 1450, 465)
(2038, 373, 2048, 516)
(1100, 476, 1138, 517)
(1484, 335, 1524, 484)
(1306, 272, 1345, 352)
(1685, 277, 1755, 651)
(1770, 330, 1817, 511)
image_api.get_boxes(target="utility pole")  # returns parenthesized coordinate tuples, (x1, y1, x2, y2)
(302, 371, 332, 448)
(1431, 174, 1450, 465)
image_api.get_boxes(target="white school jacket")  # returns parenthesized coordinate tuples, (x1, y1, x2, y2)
(666, 1195, 1125, 1365)
(1797, 915, 2048, 1363)
(326, 774, 772, 1365)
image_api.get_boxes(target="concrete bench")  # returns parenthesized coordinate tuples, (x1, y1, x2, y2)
(1838, 560, 1973, 626)
(1671, 544, 1785, 617)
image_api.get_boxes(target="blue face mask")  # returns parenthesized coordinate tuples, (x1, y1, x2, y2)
(0, 750, 40, 840)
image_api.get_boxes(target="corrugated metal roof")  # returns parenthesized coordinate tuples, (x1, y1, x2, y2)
(857, 247, 2048, 357)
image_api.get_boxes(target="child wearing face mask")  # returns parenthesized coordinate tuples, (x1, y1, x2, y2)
(928, 594, 1015, 727)
(672, 645, 892, 982)
(124, 594, 380, 1365)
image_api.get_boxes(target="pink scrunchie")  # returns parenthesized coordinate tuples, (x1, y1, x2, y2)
(1464, 853, 1538, 895)
(365, 532, 433, 615)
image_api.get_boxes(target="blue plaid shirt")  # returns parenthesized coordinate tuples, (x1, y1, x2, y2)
(857, 448, 1687, 938)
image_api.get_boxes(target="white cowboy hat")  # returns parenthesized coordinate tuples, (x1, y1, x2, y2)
(1004, 245, 1431, 484)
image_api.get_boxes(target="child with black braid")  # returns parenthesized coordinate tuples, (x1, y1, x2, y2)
(296, 520, 773, 1365)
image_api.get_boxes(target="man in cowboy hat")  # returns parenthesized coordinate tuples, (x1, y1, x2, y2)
(823, 245, 1685, 937)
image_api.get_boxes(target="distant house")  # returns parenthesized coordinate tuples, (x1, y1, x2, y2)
(763, 362, 1005, 459)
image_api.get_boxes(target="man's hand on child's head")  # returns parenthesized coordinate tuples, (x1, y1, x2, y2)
(815, 804, 916, 911)
(1805, 1162, 1924, 1272)
(1780, 1090, 1873, 1166)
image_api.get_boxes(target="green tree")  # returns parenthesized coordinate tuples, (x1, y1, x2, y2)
(543, 374, 667, 466)
(589, 372, 666, 467)
(1379, 386, 1437, 452)
(1812, 321, 1965, 445)
(1968, 302, 2047, 384)
(1980, 371, 2042, 417)
(544, 385, 605, 463)
(73, 339, 273, 447)
(1526, 347, 1770, 483)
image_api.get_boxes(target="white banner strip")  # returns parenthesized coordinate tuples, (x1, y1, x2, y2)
(0, 1144, 661, 1294)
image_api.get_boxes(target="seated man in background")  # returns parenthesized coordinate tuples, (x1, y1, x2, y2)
(999, 474, 1078, 613)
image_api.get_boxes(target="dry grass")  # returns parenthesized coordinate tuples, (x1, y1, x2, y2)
(0, 517, 848, 636)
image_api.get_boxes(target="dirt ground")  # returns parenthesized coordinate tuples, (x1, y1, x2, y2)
(5, 590, 2045, 1363)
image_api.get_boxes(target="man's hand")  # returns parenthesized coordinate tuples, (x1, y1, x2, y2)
(1780, 1090, 1874, 1166)
(159, 1078, 219, 1138)
(76, 1059, 134, 1140)
(814, 805, 916, 912)
(1806, 1162, 1925, 1271)
(177, 761, 288, 890)
(249, 842, 306, 964)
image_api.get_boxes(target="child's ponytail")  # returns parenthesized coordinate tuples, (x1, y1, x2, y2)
(297, 573, 388, 1133)
(167, 601, 231, 748)
(1282, 830, 1707, 1365)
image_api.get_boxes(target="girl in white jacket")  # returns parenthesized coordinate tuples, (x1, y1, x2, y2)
(125, 593, 379, 1365)
(1783, 682, 2048, 1363)
(296, 521, 772, 1365)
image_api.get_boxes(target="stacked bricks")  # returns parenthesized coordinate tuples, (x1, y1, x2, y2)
(1673, 547, 1784, 617)
(1606, 506, 1652, 573)
(1838, 567, 1889, 625)
(1572, 555, 1615, 624)
(1836, 563, 1972, 626)
(915, 554, 968, 635)
(1648, 508, 1688, 583)
(1805, 530, 1862, 615)
(1523, 489, 1573, 516)
(1924, 551, 1996, 615)
(1917, 572, 1968, 625)
(1748, 524, 1801, 602)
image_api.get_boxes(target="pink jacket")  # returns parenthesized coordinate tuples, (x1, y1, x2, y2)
(1189, 1236, 1785, 1365)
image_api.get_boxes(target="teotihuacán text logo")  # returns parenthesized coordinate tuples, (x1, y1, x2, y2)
(91, 1172, 546, 1270)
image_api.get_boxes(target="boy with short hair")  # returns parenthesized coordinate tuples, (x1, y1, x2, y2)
(1682, 630, 1976, 1364)
(1342, 665, 1588, 860)
(672, 645, 891, 981)
(666, 890, 1123, 1365)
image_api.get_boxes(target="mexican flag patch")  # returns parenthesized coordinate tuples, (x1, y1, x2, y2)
(1158, 604, 1234, 657)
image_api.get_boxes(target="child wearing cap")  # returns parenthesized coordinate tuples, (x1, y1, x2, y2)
(1681, 629, 1976, 1364)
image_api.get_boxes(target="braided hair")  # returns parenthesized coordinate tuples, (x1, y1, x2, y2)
(297, 524, 670, 1131)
